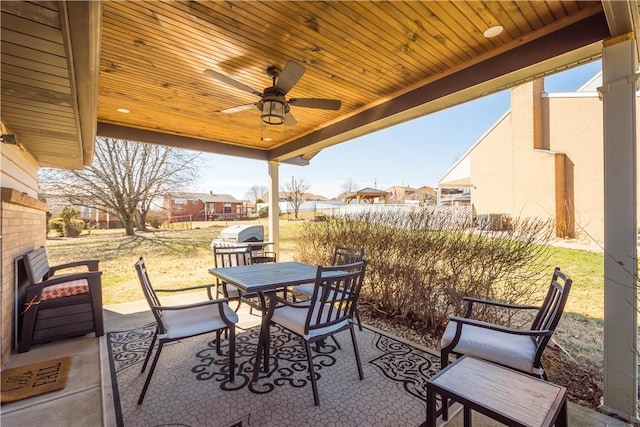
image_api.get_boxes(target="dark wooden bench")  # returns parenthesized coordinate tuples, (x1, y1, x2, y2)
(18, 247, 104, 353)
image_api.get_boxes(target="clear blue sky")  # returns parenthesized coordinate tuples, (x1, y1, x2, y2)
(193, 60, 602, 200)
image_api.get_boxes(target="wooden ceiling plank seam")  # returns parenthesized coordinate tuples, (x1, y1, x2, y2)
(1, 97, 75, 115)
(139, 1, 356, 89)
(528, 1, 559, 25)
(407, 0, 485, 65)
(1, 72, 71, 95)
(401, 1, 483, 60)
(516, 1, 553, 29)
(1, 63, 72, 88)
(1, 41, 68, 69)
(0, 28, 67, 58)
(1, 11, 64, 44)
(561, 1, 582, 16)
(254, 0, 408, 92)
(2, 109, 74, 127)
(170, 0, 394, 101)
(191, 2, 390, 97)
(1, 53, 70, 79)
(1, 81, 73, 107)
(483, 1, 532, 38)
(448, 1, 507, 48)
(315, 1, 448, 78)
(0, 1, 61, 29)
(397, 1, 479, 65)
(101, 1, 376, 133)
(104, 2, 370, 108)
(0, 111, 77, 127)
(353, 1, 448, 75)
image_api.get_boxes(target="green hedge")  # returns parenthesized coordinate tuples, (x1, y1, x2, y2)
(295, 208, 553, 333)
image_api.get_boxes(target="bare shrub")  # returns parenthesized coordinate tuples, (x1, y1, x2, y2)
(295, 208, 553, 334)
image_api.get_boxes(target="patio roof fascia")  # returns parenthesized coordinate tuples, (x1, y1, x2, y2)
(268, 10, 610, 163)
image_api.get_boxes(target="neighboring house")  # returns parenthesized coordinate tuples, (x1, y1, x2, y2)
(163, 192, 248, 222)
(437, 73, 640, 243)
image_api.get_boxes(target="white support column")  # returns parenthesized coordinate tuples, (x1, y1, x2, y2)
(601, 34, 638, 420)
(268, 160, 280, 254)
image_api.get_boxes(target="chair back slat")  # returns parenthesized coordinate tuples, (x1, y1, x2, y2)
(531, 267, 572, 347)
(25, 247, 51, 284)
(135, 257, 165, 333)
(213, 246, 252, 268)
(306, 261, 367, 335)
(332, 246, 364, 266)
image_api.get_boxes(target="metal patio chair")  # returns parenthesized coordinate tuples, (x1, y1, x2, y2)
(440, 267, 572, 380)
(292, 246, 365, 329)
(135, 257, 237, 404)
(260, 261, 367, 405)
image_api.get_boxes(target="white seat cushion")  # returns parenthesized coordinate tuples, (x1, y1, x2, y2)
(272, 302, 349, 340)
(160, 303, 238, 340)
(441, 322, 537, 374)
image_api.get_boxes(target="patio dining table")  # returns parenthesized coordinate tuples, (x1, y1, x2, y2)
(208, 261, 336, 380)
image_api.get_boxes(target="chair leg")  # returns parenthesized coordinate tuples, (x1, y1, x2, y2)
(355, 307, 363, 332)
(440, 350, 450, 421)
(330, 334, 342, 350)
(138, 340, 164, 404)
(215, 330, 221, 354)
(305, 340, 320, 406)
(141, 332, 158, 373)
(228, 325, 236, 383)
(349, 327, 364, 380)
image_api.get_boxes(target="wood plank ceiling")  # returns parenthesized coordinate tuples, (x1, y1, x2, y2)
(0, 1, 619, 169)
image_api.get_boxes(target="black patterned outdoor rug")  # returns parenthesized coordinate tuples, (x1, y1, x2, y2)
(106, 323, 442, 427)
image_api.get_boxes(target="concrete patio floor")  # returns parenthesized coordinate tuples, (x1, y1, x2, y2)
(0, 295, 631, 427)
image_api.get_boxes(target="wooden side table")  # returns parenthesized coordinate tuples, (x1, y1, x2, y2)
(426, 356, 567, 427)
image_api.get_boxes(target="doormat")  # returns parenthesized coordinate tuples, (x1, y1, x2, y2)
(1, 356, 73, 404)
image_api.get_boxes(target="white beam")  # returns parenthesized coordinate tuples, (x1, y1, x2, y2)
(268, 161, 279, 254)
(601, 34, 638, 420)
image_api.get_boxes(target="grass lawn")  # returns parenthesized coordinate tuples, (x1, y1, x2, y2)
(45, 218, 609, 406)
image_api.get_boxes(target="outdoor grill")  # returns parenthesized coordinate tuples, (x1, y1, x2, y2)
(210, 225, 276, 263)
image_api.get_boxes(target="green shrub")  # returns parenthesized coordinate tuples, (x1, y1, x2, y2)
(49, 218, 65, 236)
(295, 207, 553, 334)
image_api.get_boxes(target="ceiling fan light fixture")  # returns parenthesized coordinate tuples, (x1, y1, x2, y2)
(261, 99, 286, 125)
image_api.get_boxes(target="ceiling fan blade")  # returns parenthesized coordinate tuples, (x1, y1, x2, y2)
(288, 98, 341, 110)
(219, 103, 256, 114)
(284, 111, 297, 126)
(276, 61, 306, 94)
(203, 69, 262, 96)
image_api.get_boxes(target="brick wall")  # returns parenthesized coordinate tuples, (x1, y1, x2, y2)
(1, 189, 47, 366)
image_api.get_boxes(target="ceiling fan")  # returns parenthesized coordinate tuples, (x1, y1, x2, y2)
(203, 60, 341, 125)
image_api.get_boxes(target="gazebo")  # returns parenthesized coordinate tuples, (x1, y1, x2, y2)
(344, 188, 390, 204)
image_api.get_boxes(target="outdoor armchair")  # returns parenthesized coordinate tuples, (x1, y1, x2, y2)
(440, 267, 572, 380)
(18, 247, 103, 353)
(260, 261, 367, 405)
(135, 257, 238, 404)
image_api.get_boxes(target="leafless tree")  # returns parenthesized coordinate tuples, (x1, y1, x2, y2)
(245, 184, 267, 205)
(341, 178, 359, 194)
(282, 176, 309, 219)
(40, 137, 201, 236)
